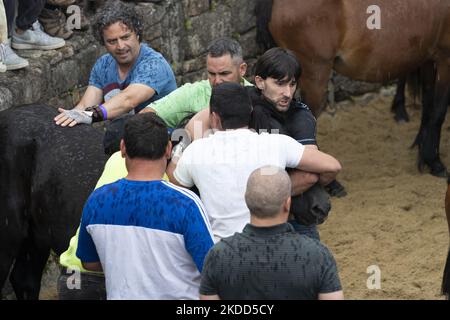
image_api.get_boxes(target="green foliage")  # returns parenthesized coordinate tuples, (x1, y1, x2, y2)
(210, 0, 217, 12)
(184, 18, 192, 30)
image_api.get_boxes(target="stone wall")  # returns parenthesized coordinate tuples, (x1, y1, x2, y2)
(0, 0, 261, 111)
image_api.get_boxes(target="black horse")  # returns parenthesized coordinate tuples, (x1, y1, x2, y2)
(0, 104, 106, 299)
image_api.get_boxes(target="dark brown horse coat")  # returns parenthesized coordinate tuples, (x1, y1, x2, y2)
(256, 0, 450, 176)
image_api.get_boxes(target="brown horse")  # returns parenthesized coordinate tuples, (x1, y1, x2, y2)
(256, 0, 450, 176)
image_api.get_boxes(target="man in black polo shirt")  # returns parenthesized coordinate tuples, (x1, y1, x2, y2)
(249, 47, 346, 239)
(200, 166, 344, 300)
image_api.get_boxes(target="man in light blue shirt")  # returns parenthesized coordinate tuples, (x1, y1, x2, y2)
(54, 0, 176, 127)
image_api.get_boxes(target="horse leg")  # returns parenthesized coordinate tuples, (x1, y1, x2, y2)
(299, 60, 333, 116)
(9, 234, 50, 300)
(442, 178, 450, 299)
(416, 59, 449, 177)
(0, 252, 17, 299)
(391, 77, 409, 122)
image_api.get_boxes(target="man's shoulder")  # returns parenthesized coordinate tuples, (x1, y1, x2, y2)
(290, 101, 314, 115)
(94, 52, 115, 69)
(290, 234, 335, 260)
(138, 44, 170, 65)
(287, 101, 317, 124)
(90, 179, 123, 199)
(212, 234, 240, 254)
(139, 43, 160, 58)
(159, 181, 203, 208)
(178, 79, 211, 91)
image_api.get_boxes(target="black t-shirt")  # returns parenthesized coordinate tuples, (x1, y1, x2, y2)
(247, 87, 317, 145)
(200, 223, 342, 299)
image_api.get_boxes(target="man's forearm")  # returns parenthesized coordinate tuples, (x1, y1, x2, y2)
(319, 171, 339, 186)
(102, 94, 136, 119)
(74, 86, 103, 111)
(289, 170, 319, 196)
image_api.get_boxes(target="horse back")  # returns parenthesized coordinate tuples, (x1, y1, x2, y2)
(270, 0, 449, 81)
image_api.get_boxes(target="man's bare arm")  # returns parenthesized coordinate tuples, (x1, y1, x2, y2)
(318, 290, 344, 300)
(297, 148, 342, 186)
(185, 107, 210, 141)
(55, 84, 155, 127)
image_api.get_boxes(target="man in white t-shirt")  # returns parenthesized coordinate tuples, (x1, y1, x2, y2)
(167, 82, 341, 241)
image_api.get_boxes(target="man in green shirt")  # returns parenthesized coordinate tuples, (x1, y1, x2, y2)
(140, 37, 253, 129)
(103, 37, 252, 155)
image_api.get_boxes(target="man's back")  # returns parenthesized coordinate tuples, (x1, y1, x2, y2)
(200, 223, 342, 299)
(174, 129, 304, 240)
(77, 178, 214, 299)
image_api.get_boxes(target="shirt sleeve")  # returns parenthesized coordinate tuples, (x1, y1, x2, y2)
(147, 82, 204, 128)
(76, 199, 100, 263)
(199, 248, 221, 296)
(173, 146, 195, 188)
(277, 134, 305, 168)
(318, 245, 343, 294)
(88, 56, 107, 90)
(182, 197, 214, 272)
(130, 56, 174, 96)
(287, 104, 317, 145)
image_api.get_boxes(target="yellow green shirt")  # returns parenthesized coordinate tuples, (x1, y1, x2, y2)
(147, 78, 253, 128)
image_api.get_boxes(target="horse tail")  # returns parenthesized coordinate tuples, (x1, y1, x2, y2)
(255, 0, 277, 50)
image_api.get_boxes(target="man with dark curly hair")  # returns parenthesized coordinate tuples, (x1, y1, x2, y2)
(54, 0, 176, 127)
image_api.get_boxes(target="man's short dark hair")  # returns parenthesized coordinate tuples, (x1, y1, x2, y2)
(93, 0, 144, 45)
(255, 47, 302, 82)
(210, 82, 252, 129)
(207, 37, 243, 63)
(123, 113, 169, 160)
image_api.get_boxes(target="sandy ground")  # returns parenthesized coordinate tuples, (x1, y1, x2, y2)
(33, 86, 450, 300)
(317, 86, 449, 300)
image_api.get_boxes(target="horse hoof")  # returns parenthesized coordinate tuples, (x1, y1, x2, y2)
(394, 115, 409, 123)
(430, 165, 448, 178)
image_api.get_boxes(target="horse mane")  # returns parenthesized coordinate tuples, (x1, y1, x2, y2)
(255, 0, 277, 50)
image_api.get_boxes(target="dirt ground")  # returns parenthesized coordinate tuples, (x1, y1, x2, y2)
(317, 86, 449, 300)
(35, 86, 450, 300)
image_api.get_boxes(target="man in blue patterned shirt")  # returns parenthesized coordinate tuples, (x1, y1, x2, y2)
(77, 113, 214, 299)
(54, 0, 176, 127)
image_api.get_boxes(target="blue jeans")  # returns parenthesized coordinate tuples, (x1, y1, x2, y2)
(288, 220, 320, 241)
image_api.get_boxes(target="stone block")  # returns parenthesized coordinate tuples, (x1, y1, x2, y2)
(185, 5, 232, 58)
(230, 0, 257, 34)
(182, 0, 210, 17)
(238, 28, 261, 58)
(182, 56, 206, 74)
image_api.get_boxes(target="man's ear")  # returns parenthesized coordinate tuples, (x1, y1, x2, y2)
(120, 139, 126, 158)
(165, 140, 173, 159)
(254, 75, 265, 91)
(239, 62, 248, 78)
(283, 196, 292, 214)
(210, 112, 222, 130)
